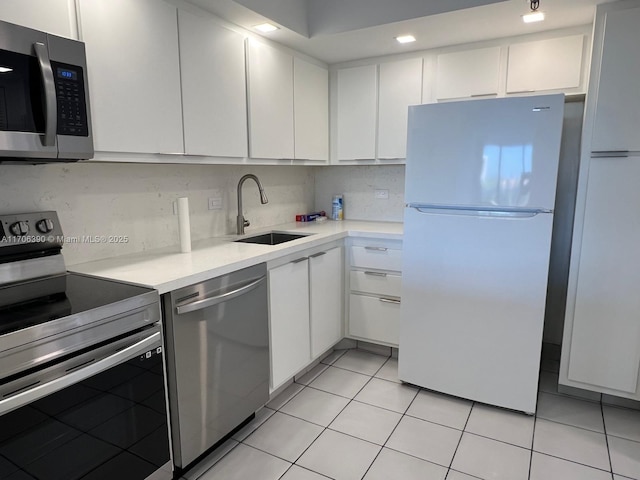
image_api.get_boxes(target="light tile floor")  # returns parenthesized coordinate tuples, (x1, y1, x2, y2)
(181, 348, 640, 480)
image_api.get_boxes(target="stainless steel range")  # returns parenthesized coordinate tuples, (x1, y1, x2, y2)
(0, 211, 171, 480)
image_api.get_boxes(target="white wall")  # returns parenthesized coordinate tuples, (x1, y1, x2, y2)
(313, 165, 405, 222)
(0, 163, 314, 265)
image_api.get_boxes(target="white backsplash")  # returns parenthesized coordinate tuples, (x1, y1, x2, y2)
(0, 162, 314, 265)
(313, 165, 405, 222)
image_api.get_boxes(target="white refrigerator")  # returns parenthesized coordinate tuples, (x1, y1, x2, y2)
(398, 94, 565, 414)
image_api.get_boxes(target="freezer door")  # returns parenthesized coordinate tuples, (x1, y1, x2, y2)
(405, 94, 564, 210)
(398, 207, 553, 413)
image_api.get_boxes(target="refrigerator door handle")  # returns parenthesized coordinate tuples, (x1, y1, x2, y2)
(407, 204, 552, 218)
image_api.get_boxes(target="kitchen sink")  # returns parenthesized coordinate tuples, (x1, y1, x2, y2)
(234, 232, 312, 245)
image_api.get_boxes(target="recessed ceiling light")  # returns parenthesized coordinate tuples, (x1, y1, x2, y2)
(0, 66, 13, 73)
(254, 23, 279, 33)
(522, 11, 545, 23)
(396, 35, 416, 44)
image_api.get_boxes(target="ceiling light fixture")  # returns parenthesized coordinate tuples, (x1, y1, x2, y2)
(522, 0, 544, 23)
(396, 35, 416, 44)
(254, 23, 279, 33)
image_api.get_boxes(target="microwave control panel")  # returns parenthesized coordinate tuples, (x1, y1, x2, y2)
(51, 61, 89, 137)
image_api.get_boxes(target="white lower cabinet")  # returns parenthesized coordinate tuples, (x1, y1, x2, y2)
(269, 256, 310, 390)
(269, 244, 343, 391)
(309, 247, 343, 358)
(346, 239, 403, 346)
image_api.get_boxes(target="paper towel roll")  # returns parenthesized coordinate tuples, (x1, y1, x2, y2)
(177, 197, 191, 253)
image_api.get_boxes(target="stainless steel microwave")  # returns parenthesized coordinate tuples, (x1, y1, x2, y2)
(0, 20, 93, 162)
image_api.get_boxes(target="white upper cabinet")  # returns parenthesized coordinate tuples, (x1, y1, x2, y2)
(294, 58, 329, 161)
(247, 38, 294, 159)
(336, 65, 378, 161)
(378, 58, 423, 159)
(178, 11, 247, 158)
(506, 35, 584, 94)
(435, 47, 501, 100)
(0, 0, 76, 38)
(591, 7, 640, 152)
(78, 0, 183, 154)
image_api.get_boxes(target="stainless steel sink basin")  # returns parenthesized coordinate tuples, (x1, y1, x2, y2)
(234, 232, 312, 245)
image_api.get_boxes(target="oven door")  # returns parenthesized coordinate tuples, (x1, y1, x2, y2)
(0, 21, 58, 160)
(0, 324, 172, 480)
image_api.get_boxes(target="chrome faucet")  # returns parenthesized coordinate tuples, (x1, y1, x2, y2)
(236, 174, 268, 235)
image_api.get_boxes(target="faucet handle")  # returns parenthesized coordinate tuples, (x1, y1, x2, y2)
(244, 219, 250, 228)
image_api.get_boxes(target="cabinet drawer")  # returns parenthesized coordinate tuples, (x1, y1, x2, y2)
(350, 271, 401, 297)
(350, 246, 402, 271)
(348, 293, 400, 345)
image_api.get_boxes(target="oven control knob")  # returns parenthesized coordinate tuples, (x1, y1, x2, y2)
(36, 218, 54, 233)
(10, 221, 29, 236)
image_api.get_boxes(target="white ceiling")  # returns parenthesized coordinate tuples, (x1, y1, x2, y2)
(188, 0, 614, 64)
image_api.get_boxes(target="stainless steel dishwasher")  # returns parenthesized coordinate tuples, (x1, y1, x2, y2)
(162, 263, 269, 473)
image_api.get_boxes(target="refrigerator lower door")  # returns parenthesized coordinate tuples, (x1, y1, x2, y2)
(399, 207, 553, 413)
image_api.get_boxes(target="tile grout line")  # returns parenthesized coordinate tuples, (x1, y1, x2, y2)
(600, 401, 615, 478)
(443, 400, 475, 479)
(528, 413, 537, 480)
(276, 354, 386, 479)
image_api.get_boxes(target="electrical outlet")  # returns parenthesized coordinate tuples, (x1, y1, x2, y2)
(208, 196, 223, 210)
(374, 189, 389, 200)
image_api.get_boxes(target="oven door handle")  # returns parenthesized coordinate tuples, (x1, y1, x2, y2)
(0, 331, 161, 416)
(176, 276, 265, 315)
(33, 42, 57, 147)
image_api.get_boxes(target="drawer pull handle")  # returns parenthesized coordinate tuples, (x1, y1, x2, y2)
(379, 297, 401, 305)
(292, 257, 308, 264)
(365, 246, 388, 252)
(309, 252, 326, 258)
(364, 271, 387, 277)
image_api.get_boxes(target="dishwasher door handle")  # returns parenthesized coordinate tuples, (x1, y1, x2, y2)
(176, 276, 266, 314)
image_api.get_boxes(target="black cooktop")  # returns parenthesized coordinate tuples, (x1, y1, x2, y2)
(0, 273, 154, 336)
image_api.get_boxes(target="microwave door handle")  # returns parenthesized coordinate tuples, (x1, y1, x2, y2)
(33, 42, 57, 147)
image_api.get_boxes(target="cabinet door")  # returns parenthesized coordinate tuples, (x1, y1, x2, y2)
(294, 58, 328, 161)
(269, 258, 310, 390)
(435, 47, 500, 100)
(507, 35, 584, 94)
(0, 0, 75, 38)
(378, 58, 423, 159)
(178, 11, 247, 158)
(247, 38, 294, 159)
(78, 0, 183, 154)
(567, 156, 640, 395)
(336, 65, 377, 161)
(592, 7, 640, 152)
(309, 247, 343, 358)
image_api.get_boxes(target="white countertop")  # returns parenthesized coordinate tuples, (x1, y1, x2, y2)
(69, 220, 403, 294)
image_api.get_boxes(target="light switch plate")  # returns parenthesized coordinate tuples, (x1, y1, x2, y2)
(374, 189, 389, 199)
(208, 196, 223, 210)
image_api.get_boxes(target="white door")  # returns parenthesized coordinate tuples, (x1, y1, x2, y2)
(78, 0, 183, 154)
(591, 6, 640, 152)
(378, 58, 423, 159)
(435, 47, 501, 100)
(309, 247, 343, 358)
(247, 39, 294, 159)
(336, 65, 377, 161)
(399, 208, 553, 413)
(294, 58, 328, 161)
(567, 155, 640, 394)
(0, 0, 75, 38)
(178, 11, 247, 158)
(405, 95, 564, 209)
(269, 259, 310, 390)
